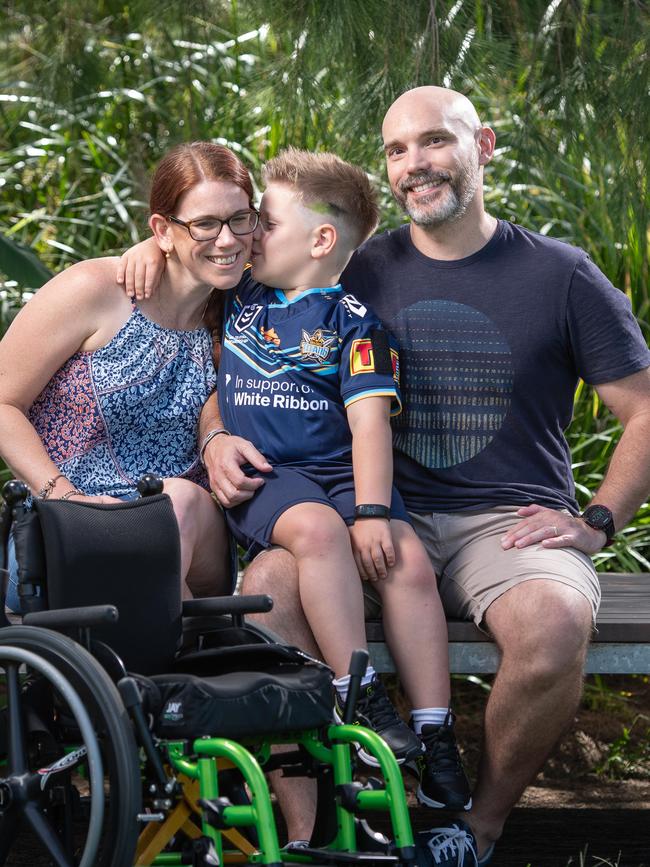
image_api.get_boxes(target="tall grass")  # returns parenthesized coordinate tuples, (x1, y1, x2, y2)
(0, 0, 648, 568)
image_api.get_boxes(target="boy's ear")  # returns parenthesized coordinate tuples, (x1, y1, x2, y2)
(311, 223, 337, 259)
(149, 213, 174, 256)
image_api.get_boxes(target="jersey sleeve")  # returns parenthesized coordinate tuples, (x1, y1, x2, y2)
(567, 255, 650, 384)
(336, 293, 402, 416)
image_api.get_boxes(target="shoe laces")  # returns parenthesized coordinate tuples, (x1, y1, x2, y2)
(356, 679, 401, 730)
(424, 824, 478, 866)
(421, 722, 463, 772)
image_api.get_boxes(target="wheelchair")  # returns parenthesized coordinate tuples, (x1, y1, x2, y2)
(0, 476, 422, 867)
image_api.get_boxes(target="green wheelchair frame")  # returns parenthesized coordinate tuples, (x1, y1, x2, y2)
(0, 478, 421, 867)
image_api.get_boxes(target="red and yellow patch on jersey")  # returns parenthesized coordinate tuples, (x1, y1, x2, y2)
(350, 339, 399, 383)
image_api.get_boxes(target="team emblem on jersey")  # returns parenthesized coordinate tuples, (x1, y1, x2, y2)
(234, 304, 263, 333)
(350, 339, 400, 383)
(262, 326, 281, 346)
(341, 294, 367, 318)
(300, 328, 337, 362)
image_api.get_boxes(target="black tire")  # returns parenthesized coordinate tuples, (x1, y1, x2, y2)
(0, 626, 141, 867)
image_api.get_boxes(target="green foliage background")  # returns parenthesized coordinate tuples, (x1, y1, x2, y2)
(1, 0, 648, 570)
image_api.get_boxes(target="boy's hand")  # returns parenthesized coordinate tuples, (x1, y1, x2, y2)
(204, 434, 272, 508)
(116, 237, 165, 300)
(349, 519, 395, 581)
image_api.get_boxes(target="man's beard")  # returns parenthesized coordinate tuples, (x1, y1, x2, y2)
(393, 161, 479, 227)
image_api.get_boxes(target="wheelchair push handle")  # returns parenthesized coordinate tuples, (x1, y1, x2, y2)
(342, 648, 369, 725)
(2, 479, 30, 506)
(137, 474, 164, 497)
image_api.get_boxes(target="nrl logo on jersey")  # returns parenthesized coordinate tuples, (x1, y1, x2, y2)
(341, 294, 367, 318)
(300, 328, 337, 362)
(234, 304, 263, 333)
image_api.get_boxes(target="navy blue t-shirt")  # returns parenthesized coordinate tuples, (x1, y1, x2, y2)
(341, 220, 650, 514)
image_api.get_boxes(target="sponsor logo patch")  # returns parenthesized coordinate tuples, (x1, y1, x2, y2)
(261, 326, 281, 346)
(341, 294, 367, 318)
(349, 339, 400, 382)
(300, 328, 337, 363)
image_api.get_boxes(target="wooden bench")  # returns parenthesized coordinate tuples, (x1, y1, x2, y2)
(367, 573, 650, 675)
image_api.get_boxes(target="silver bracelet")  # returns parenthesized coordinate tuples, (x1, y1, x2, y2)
(37, 473, 65, 500)
(199, 428, 231, 467)
(59, 489, 85, 501)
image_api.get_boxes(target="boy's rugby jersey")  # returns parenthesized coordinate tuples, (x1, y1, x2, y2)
(219, 272, 401, 465)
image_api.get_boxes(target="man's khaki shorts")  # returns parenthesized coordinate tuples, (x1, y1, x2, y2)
(364, 506, 601, 628)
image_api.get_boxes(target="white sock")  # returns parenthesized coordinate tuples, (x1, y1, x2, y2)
(410, 707, 450, 734)
(333, 665, 376, 701)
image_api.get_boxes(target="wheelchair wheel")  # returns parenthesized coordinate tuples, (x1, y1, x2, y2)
(0, 626, 141, 867)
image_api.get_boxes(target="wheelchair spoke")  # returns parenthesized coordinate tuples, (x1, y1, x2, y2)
(0, 812, 20, 864)
(24, 801, 75, 867)
(5, 663, 27, 776)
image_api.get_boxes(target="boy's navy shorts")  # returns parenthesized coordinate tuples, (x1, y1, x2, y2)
(225, 463, 411, 560)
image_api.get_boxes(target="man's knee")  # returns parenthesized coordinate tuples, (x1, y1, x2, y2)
(487, 580, 593, 680)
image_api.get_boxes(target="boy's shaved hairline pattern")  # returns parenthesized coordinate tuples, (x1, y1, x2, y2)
(262, 147, 380, 248)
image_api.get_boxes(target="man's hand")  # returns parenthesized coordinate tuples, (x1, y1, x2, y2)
(204, 434, 272, 508)
(349, 519, 396, 581)
(116, 237, 165, 300)
(500, 504, 606, 555)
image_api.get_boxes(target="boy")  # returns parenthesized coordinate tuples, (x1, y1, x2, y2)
(217, 148, 471, 810)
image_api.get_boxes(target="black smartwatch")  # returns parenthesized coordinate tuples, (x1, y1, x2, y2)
(354, 504, 391, 520)
(581, 504, 616, 547)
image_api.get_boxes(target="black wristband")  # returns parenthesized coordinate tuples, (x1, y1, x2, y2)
(354, 504, 391, 520)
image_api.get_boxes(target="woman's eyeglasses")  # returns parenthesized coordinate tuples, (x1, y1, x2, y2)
(168, 210, 259, 241)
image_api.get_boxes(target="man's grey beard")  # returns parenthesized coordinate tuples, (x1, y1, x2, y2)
(393, 161, 479, 227)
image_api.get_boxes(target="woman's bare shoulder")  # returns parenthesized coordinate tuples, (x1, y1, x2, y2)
(38, 257, 127, 308)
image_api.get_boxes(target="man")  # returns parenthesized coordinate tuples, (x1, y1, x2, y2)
(203, 87, 650, 865)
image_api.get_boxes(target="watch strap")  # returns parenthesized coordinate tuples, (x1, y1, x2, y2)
(354, 504, 391, 520)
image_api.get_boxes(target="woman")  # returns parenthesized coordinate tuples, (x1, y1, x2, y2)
(0, 142, 259, 610)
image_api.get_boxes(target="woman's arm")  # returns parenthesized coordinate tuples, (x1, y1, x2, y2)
(346, 396, 395, 581)
(0, 258, 130, 497)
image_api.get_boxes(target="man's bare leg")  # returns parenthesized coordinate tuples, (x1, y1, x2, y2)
(241, 547, 319, 843)
(464, 579, 593, 858)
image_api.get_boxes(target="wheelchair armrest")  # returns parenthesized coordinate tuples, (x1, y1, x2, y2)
(23, 604, 119, 630)
(182, 594, 273, 618)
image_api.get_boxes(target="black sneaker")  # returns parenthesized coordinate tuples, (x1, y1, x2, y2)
(408, 711, 472, 810)
(334, 675, 424, 767)
(412, 820, 495, 866)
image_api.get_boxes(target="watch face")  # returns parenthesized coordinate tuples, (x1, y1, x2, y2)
(584, 505, 611, 528)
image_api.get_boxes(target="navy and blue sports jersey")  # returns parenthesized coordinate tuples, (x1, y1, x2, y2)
(218, 271, 401, 465)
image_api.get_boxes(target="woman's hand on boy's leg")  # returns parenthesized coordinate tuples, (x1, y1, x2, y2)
(349, 519, 395, 581)
(116, 236, 165, 300)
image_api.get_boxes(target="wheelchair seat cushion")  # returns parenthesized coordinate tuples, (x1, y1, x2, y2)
(138, 644, 334, 738)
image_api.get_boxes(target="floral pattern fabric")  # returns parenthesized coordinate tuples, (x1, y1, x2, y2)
(29, 307, 217, 498)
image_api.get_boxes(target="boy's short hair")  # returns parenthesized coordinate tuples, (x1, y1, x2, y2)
(262, 147, 379, 249)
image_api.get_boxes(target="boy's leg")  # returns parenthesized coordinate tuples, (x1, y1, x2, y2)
(373, 519, 470, 811)
(372, 519, 449, 707)
(271, 501, 367, 677)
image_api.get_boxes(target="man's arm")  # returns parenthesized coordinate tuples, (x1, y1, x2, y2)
(198, 394, 272, 508)
(501, 367, 650, 553)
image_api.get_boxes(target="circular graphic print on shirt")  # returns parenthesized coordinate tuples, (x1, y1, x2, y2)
(391, 299, 514, 469)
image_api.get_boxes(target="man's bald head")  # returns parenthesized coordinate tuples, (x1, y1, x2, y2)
(382, 86, 482, 141)
(381, 86, 495, 229)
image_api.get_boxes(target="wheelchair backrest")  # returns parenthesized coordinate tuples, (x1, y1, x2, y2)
(10, 493, 183, 675)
